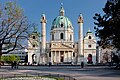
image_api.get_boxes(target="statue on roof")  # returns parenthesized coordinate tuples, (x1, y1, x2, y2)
(33, 25, 38, 32)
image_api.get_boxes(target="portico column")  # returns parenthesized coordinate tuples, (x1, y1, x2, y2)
(67, 51, 68, 62)
(51, 51, 53, 64)
(56, 51, 59, 63)
(71, 51, 73, 64)
(64, 51, 65, 62)
(55, 51, 57, 63)
(59, 51, 60, 63)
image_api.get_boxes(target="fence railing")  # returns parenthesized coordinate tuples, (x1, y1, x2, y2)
(0, 73, 76, 80)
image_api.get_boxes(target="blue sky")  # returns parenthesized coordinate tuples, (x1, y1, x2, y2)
(0, 0, 106, 41)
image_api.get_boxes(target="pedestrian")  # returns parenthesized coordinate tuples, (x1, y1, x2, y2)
(16, 62, 19, 69)
(14, 61, 17, 69)
(11, 62, 14, 69)
(49, 62, 52, 67)
(81, 61, 84, 68)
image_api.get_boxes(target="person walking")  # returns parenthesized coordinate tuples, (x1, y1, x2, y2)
(81, 61, 84, 68)
(13, 61, 17, 69)
(11, 62, 14, 69)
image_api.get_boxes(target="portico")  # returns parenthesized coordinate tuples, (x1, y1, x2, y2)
(50, 50, 75, 64)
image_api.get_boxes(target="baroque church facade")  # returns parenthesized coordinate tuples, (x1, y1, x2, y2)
(27, 5, 97, 65)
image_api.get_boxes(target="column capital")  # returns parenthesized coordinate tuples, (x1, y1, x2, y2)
(41, 14, 47, 23)
(78, 13, 84, 23)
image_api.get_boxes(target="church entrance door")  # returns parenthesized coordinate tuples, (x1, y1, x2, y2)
(87, 54, 93, 64)
(32, 54, 36, 64)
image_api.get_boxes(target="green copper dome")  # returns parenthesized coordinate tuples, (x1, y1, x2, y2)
(51, 16, 73, 30)
(51, 4, 73, 30)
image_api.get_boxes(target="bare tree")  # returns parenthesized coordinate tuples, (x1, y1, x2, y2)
(0, 2, 29, 67)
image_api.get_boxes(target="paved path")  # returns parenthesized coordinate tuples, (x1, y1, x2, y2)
(0, 65, 120, 80)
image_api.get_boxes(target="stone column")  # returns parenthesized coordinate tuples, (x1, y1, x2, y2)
(55, 51, 57, 63)
(59, 51, 61, 63)
(67, 51, 68, 62)
(56, 51, 59, 63)
(51, 51, 53, 65)
(71, 51, 73, 64)
(63, 51, 65, 62)
(65, 51, 68, 62)
(28, 50, 32, 64)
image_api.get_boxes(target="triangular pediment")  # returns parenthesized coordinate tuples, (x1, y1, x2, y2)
(51, 43, 73, 49)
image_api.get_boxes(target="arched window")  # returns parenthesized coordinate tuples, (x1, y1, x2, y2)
(33, 44, 35, 47)
(87, 54, 93, 64)
(60, 33, 64, 39)
(88, 45, 91, 48)
(89, 36, 91, 39)
(33, 36, 36, 39)
(61, 23, 63, 27)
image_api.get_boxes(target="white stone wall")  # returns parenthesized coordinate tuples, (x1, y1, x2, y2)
(83, 30, 97, 64)
(27, 33, 40, 64)
(50, 28, 74, 42)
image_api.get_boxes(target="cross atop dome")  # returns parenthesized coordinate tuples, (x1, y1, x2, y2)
(61, 3, 63, 7)
(59, 3, 65, 16)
